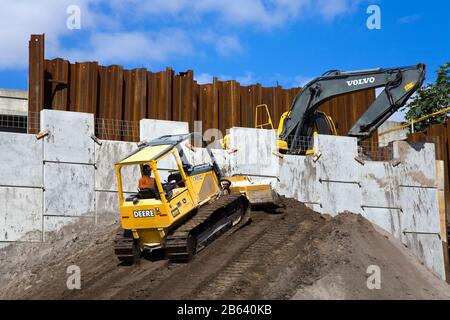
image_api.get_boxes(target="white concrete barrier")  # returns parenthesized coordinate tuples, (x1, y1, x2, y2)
(40, 109, 95, 164)
(44, 162, 95, 217)
(0, 132, 42, 187)
(0, 115, 446, 280)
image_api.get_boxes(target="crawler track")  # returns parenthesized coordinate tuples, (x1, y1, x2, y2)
(166, 194, 249, 262)
(113, 230, 139, 264)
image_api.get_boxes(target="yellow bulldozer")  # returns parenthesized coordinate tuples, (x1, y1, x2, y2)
(114, 133, 277, 263)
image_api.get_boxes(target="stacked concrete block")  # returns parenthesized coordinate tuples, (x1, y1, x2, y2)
(227, 127, 279, 179)
(40, 110, 95, 237)
(393, 141, 444, 278)
(0, 132, 43, 243)
(359, 161, 402, 238)
(95, 140, 140, 193)
(315, 135, 361, 216)
(277, 155, 320, 210)
(139, 119, 189, 179)
(95, 140, 140, 218)
(139, 119, 189, 142)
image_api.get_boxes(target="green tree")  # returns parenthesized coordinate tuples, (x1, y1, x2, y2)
(403, 62, 450, 132)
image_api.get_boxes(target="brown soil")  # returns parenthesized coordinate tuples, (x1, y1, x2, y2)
(1, 197, 449, 300)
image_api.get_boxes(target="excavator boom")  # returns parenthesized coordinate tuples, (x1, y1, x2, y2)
(280, 64, 426, 153)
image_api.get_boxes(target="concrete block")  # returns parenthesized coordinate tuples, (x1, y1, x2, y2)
(393, 141, 436, 187)
(228, 128, 279, 178)
(359, 161, 399, 208)
(305, 203, 321, 212)
(0, 132, 42, 187)
(95, 191, 122, 223)
(277, 155, 320, 204)
(361, 208, 402, 239)
(0, 187, 42, 242)
(399, 187, 440, 234)
(403, 233, 446, 279)
(43, 215, 95, 240)
(316, 135, 359, 183)
(0, 89, 28, 116)
(44, 163, 95, 217)
(40, 109, 95, 164)
(378, 120, 409, 147)
(0, 243, 11, 250)
(320, 181, 361, 216)
(139, 119, 189, 141)
(95, 140, 140, 192)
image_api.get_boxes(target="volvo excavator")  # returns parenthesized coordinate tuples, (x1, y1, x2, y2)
(278, 64, 426, 154)
(114, 133, 277, 263)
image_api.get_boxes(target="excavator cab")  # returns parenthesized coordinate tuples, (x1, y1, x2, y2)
(277, 111, 337, 154)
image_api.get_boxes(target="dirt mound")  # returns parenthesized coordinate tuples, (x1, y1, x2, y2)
(1, 197, 449, 300)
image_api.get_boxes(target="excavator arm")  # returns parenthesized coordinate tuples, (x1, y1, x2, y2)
(279, 64, 426, 153)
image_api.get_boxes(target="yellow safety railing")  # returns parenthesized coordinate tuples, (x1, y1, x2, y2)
(379, 106, 450, 137)
(255, 104, 274, 130)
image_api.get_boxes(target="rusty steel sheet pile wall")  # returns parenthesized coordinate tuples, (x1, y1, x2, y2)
(28, 34, 376, 142)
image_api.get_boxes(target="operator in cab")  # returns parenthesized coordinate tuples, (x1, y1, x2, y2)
(138, 164, 157, 197)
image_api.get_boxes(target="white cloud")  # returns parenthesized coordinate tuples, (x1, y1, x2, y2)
(108, 0, 363, 28)
(195, 72, 213, 84)
(64, 30, 193, 65)
(236, 72, 255, 85)
(215, 36, 243, 57)
(0, 0, 365, 71)
(0, 0, 101, 69)
(293, 75, 314, 87)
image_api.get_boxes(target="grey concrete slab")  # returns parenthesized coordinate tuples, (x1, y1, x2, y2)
(399, 187, 440, 234)
(361, 207, 402, 239)
(139, 119, 189, 142)
(44, 162, 95, 217)
(0, 132, 42, 187)
(43, 215, 95, 241)
(316, 135, 359, 183)
(0, 187, 42, 242)
(0, 89, 28, 116)
(277, 155, 320, 204)
(40, 110, 95, 164)
(95, 191, 121, 218)
(320, 181, 361, 217)
(95, 140, 140, 192)
(359, 161, 399, 208)
(393, 141, 436, 188)
(378, 120, 409, 147)
(403, 233, 446, 280)
(228, 128, 279, 178)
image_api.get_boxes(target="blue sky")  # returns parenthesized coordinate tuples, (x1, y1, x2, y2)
(0, 0, 448, 92)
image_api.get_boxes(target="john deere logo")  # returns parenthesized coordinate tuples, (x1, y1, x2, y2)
(133, 210, 154, 218)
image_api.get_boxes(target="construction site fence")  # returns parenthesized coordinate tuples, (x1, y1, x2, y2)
(28, 34, 376, 143)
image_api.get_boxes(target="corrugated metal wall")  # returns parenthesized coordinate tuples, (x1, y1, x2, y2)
(29, 34, 376, 142)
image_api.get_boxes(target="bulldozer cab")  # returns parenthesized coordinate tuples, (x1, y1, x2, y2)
(115, 134, 222, 232)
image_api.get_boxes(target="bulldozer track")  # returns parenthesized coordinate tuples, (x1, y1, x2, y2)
(166, 193, 247, 262)
(113, 231, 139, 264)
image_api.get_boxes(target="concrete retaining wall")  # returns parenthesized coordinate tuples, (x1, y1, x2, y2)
(0, 113, 447, 280)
